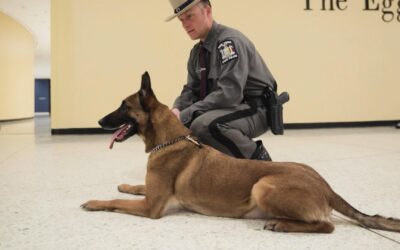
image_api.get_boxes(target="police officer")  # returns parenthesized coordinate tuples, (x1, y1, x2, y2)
(167, 0, 276, 161)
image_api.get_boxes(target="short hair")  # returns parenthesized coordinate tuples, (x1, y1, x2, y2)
(201, 0, 211, 7)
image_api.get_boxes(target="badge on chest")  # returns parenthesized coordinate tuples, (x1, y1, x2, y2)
(217, 40, 238, 65)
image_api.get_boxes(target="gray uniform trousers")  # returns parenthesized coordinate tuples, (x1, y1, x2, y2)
(189, 102, 268, 159)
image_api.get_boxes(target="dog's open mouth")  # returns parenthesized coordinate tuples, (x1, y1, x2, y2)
(109, 123, 136, 149)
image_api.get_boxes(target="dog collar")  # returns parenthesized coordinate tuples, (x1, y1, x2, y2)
(151, 135, 202, 153)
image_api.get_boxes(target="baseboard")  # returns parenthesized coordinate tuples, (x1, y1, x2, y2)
(51, 120, 399, 135)
(285, 120, 399, 129)
(0, 116, 34, 123)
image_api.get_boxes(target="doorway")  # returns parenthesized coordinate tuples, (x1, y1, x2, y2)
(35, 79, 51, 114)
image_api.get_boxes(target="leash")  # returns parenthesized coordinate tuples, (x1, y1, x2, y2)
(150, 135, 202, 153)
(332, 213, 400, 246)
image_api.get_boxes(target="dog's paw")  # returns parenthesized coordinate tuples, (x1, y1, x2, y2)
(117, 184, 131, 194)
(81, 200, 108, 211)
(264, 219, 286, 232)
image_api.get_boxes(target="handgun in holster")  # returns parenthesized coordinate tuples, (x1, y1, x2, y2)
(264, 86, 290, 135)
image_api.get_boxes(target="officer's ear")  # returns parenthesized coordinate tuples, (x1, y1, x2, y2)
(204, 3, 212, 15)
(199, 1, 212, 15)
(207, 6, 212, 15)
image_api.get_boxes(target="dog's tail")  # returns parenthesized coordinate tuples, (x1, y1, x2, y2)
(330, 192, 400, 232)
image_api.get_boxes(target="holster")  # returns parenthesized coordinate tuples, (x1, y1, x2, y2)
(264, 87, 289, 135)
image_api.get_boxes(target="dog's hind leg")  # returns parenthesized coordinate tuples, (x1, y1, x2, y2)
(118, 184, 146, 195)
(264, 219, 334, 233)
(252, 176, 334, 233)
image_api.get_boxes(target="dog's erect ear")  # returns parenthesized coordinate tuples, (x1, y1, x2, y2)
(139, 71, 156, 111)
(140, 71, 151, 93)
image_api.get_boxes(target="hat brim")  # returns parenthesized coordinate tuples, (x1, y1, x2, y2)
(165, 0, 202, 22)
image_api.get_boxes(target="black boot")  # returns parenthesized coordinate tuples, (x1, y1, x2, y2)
(396, 122, 400, 129)
(251, 140, 272, 161)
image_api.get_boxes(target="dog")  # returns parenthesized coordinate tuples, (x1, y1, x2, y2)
(82, 72, 400, 233)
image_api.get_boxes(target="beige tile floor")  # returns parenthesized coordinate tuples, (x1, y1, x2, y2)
(0, 116, 400, 250)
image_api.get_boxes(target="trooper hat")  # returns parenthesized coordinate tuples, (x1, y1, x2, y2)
(165, 0, 203, 22)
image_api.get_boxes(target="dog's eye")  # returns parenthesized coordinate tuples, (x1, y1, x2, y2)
(120, 102, 129, 113)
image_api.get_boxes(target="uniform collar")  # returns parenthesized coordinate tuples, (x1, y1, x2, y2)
(200, 21, 219, 52)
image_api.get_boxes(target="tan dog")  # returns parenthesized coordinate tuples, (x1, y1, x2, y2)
(82, 72, 400, 233)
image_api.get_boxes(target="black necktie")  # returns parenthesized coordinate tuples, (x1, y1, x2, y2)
(199, 43, 207, 100)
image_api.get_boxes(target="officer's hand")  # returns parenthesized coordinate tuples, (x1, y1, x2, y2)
(171, 108, 180, 120)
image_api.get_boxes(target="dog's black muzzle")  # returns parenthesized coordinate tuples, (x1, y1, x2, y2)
(98, 110, 139, 140)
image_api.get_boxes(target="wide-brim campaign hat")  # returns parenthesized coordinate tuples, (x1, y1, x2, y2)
(165, 0, 202, 22)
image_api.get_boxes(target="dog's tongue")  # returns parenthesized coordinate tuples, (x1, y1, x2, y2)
(109, 125, 128, 149)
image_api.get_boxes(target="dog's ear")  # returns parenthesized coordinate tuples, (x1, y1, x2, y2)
(140, 71, 151, 93)
(139, 71, 156, 111)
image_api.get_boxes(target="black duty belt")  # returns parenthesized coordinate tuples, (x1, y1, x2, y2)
(243, 96, 265, 108)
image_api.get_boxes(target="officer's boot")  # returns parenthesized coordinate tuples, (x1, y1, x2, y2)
(251, 140, 272, 161)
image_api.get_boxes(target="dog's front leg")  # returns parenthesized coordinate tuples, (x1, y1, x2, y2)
(82, 199, 148, 217)
(82, 174, 173, 219)
(81, 196, 169, 219)
(118, 184, 146, 195)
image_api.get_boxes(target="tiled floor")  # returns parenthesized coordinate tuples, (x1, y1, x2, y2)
(1, 116, 400, 249)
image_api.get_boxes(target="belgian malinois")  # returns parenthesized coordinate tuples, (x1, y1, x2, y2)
(82, 72, 400, 233)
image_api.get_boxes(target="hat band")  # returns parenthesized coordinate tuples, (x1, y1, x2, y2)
(174, 0, 196, 14)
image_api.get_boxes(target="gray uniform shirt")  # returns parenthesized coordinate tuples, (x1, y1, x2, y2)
(173, 22, 276, 125)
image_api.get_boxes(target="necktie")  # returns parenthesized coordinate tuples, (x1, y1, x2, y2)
(199, 43, 207, 100)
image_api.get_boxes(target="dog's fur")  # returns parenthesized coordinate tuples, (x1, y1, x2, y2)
(82, 72, 400, 233)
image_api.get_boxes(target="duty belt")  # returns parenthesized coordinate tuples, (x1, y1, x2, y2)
(243, 95, 265, 108)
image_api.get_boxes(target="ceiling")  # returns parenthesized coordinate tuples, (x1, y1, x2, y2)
(0, 0, 50, 77)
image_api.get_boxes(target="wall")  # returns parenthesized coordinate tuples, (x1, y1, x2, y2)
(0, 11, 35, 121)
(51, 0, 400, 129)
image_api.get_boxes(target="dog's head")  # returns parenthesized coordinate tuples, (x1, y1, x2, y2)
(98, 71, 158, 149)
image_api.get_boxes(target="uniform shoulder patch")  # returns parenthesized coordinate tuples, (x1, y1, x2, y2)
(217, 40, 238, 65)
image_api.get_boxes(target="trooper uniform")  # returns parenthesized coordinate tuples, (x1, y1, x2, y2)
(173, 21, 277, 160)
